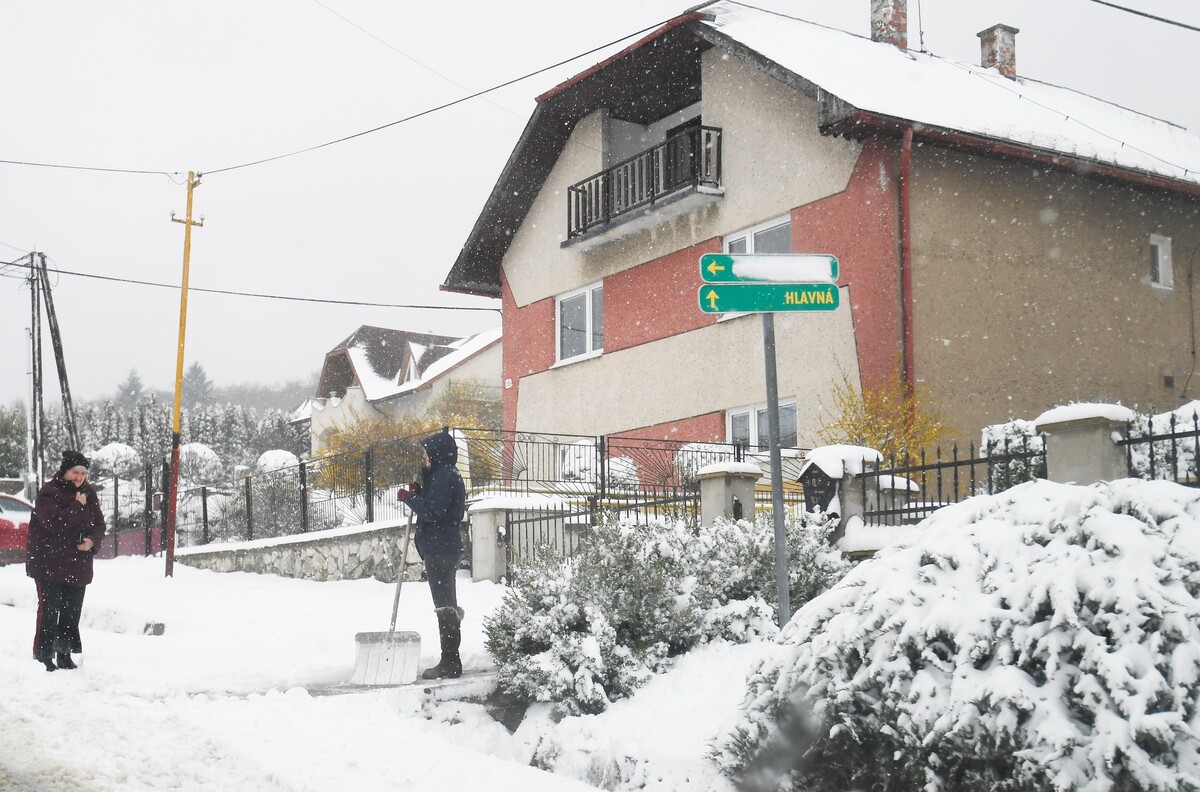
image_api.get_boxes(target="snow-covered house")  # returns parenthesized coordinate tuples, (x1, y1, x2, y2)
(442, 0, 1200, 448)
(307, 325, 502, 453)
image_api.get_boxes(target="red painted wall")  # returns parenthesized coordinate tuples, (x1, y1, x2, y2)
(606, 411, 726, 443)
(790, 138, 900, 392)
(604, 239, 722, 353)
(500, 268, 556, 433)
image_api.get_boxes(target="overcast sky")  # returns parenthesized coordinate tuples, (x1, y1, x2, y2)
(2, 0, 1198, 410)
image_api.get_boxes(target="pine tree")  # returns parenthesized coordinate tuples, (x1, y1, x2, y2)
(0, 404, 26, 477)
(182, 362, 214, 409)
(115, 370, 144, 410)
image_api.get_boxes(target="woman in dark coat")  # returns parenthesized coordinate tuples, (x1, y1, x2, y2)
(396, 430, 467, 679)
(26, 450, 107, 672)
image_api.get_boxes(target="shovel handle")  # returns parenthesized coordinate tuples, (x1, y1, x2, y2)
(389, 510, 415, 633)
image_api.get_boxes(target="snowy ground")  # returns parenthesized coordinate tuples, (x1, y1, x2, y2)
(0, 554, 780, 791)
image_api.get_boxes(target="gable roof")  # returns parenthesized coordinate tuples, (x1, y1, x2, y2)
(443, 0, 1200, 297)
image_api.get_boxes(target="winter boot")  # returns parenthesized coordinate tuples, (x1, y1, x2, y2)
(56, 652, 77, 670)
(37, 657, 56, 672)
(421, 607, 463, 680)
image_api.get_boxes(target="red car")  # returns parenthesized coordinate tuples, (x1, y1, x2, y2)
(0, 493, 33, 565)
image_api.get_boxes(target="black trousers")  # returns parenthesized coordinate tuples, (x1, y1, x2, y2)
(33, 580, 86, 660)
(423, 553, 459, 611)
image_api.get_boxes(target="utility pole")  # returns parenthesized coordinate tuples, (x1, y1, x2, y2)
(28, 253, 45, 487)
(166, 171, 203, 578)
(37, 253, 81, 451)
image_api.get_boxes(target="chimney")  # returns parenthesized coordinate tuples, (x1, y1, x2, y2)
(871, 0, 908, 51)
(978, 24, 1020, 79)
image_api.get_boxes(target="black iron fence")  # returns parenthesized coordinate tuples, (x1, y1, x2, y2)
(1120, 408, 1200, 485)
(859, 436, 1047, 526)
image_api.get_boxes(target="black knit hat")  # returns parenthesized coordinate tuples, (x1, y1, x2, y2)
(59, 449, 90, 475)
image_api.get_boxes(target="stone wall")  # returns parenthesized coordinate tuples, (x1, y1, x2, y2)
(176, 520, 420, 583)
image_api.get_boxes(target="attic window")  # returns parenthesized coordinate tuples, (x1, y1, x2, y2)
(1150, 234, 1173, 289)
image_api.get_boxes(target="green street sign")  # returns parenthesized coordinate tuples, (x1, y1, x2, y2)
(699, 253, 838, 283)
(697, 283, 840, 313)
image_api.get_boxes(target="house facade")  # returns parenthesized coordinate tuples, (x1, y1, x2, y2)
(443, 0, 1200, 450)
(306, 325, 502, 453)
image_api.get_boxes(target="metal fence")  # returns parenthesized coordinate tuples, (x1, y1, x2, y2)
(858, 436, 1047, 526)
(1120, 409, 1200, 485)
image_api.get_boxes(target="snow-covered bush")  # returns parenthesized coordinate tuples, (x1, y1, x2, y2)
(716, 479, 1200, 792)
(90, 441, 142, 479)
(486, 512, 847, 717)
(179, 442, 222, 485)
(255, 449, 299, 474)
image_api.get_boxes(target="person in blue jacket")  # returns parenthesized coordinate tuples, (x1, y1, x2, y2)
(396, 430, 466, 679)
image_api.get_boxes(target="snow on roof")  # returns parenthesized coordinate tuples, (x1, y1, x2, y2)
(1032, 402, 1137, 428)
(344, 343, 398, 402)
(390, 325, 502, 398)
(800, 444, 882, 480)
(701, 1, 1200, 188)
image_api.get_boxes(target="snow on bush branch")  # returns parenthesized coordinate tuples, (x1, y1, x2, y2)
(485, 512, 849, 718)
(716, 479, 1200, 792)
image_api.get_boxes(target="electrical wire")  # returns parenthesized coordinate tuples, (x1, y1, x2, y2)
(0, 158, 179, 178)
(0, 257, 499, 312)
(1083, 0, 1200, 33)
(203, 14, 678, 175)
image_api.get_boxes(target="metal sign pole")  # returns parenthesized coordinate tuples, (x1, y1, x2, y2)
(762, 312, 790, 628)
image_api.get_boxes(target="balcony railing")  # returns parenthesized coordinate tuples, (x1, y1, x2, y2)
(567, 125, 722, 239)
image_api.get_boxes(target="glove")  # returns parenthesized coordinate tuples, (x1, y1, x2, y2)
(396, 481, 422, 503)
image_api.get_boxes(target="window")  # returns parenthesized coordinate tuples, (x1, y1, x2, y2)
(729, 402, 797, 451)
(725, 215, 792, 256)
(557, 282, 604, 362)
(1151, 234, 1173, 289)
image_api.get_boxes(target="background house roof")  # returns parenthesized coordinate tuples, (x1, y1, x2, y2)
(444, 0, 1200, 297)
(315, 326, 458, 402)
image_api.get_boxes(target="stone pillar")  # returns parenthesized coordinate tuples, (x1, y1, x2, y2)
(697, 463, 763, 526)
(1037, 415, 1129, 485)
(468, 504, 508, 583)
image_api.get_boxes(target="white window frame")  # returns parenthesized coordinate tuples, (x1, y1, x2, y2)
(555, 281, 604, 364)
(727, 400, 798, 451)
(1150, 234, 1174, 290)
(719, 215, 793, 320)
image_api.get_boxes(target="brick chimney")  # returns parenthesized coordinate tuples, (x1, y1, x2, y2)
(978, 24, 1020, 79)
(871, 0, 907, 51)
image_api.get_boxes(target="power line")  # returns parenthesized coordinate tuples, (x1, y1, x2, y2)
(1083, 0, 1200, 32)
(2, 257, 499, 312)
(205, 15, 676, 175)
(0, 158, 180, 179)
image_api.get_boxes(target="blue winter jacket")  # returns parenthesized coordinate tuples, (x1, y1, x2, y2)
(409, 431, 466, 559)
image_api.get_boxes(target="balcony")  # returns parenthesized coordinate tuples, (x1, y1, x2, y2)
(565, 125, 723, 248)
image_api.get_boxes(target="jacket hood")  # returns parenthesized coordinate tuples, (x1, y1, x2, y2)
(422, 431, 458, 469)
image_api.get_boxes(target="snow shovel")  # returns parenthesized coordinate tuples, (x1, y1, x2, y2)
(349, 512, 421, 686)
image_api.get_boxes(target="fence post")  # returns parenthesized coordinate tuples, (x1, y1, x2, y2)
(697, 463, 762, 527)
(1035, 407, 1133, 485)
(364, 447, 375, 524)
(597, 435, 607, 504)
(201, 486, 209, 545)
(112, 475, 120, 558)
(245, 476, 254, 541)
(158, 460, 169, 556)
(299, 460, 309, 533)
(143, 466, 155, 558)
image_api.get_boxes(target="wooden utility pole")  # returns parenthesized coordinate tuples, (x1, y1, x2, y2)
(166, 171, 203, 577)
(37, 253, 81, 451)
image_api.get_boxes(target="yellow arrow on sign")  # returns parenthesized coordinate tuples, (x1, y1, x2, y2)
(706, 260, 726, 278)
(704, 289, 720, 310)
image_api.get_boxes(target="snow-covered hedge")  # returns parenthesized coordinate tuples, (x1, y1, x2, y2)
(716, 479, 1200, 792)
(485, 513, 848, 717)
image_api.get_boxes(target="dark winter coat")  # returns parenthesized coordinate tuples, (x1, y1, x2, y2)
(26, 476, 107, 586)
(409, 431, 466, 559)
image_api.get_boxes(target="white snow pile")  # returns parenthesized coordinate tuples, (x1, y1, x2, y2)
(255, 449, 299, 473)
(717, 478, 1200, 792)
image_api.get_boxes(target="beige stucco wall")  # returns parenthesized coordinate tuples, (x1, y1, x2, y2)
(516, 294, 859, 445)
(910, 147, 1200, 440)
(503, 51, 863, 309)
